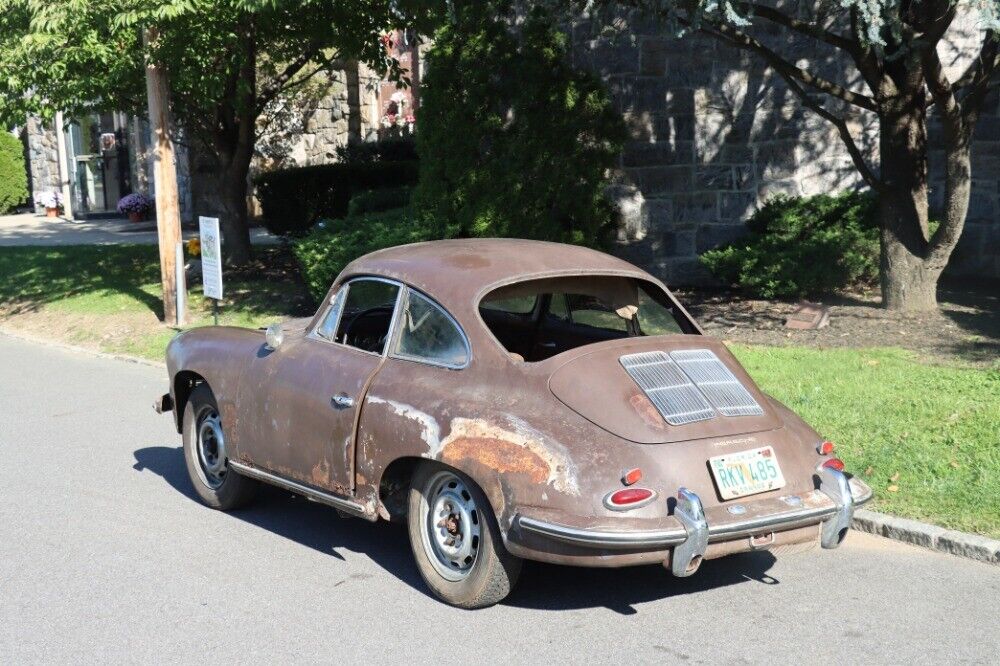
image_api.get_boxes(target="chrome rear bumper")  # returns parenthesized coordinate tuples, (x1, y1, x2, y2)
(516, 471, 872, 574)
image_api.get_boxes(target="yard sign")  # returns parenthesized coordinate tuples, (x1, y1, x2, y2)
(199, 216, 223, 301)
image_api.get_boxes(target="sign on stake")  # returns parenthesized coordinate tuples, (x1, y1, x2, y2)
(199, 216, 224, 324)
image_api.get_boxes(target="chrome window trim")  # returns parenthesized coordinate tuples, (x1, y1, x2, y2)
(307, 276, 405, 359)
(388, 286, 471, 371)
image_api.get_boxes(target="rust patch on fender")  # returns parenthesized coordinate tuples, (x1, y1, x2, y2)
(439, 418, 579, 495)
(629, 392, 666, 430)
(442, 437, 548, 484)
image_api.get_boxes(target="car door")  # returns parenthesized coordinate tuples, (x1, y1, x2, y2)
(235, 278, 401, 494)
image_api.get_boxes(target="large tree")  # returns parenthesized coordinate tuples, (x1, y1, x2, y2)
(576, 0, 998, 311)
(0, 0, 434, 264)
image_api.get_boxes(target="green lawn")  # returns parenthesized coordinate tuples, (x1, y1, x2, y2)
(1, 245, 996, 537)
(732, 345, 1000, 538)
(0, 244, 312, 360)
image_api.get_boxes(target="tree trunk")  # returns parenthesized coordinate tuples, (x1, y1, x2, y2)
(877, 78, 941, 311)
(218, 161, 253, 266)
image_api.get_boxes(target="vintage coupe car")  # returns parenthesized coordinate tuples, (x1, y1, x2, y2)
(157, 239, 872, 608)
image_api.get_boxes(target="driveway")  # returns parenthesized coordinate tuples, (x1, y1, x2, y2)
(0, 213, 276, 247)
(0, 334, 997, 664)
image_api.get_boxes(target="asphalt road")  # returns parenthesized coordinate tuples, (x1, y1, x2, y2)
(1, 334, 997, 664)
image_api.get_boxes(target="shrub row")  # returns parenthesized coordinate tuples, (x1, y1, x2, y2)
(700, 191, 880, 299)
(254, 160, 418, 237)
(292, 207, 440, 300)
(347, 186, 412, 217)
(0, 132, 28, 214)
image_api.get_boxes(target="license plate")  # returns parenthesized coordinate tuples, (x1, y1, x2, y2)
(709, 446, 786, 500)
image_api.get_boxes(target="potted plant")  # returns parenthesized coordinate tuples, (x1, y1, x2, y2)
(117, 192, 152, 222)
(34, 191, 62, 218)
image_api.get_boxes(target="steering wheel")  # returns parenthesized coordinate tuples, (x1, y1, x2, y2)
(340, 305, 395, 352)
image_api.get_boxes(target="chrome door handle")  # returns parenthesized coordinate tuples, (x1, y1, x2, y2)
(539, 341, 557, 348)
(331, 394, 355, 408)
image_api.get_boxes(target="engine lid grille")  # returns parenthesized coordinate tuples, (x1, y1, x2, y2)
(619, 351, 715, 425)
(620, 349, 764, 425)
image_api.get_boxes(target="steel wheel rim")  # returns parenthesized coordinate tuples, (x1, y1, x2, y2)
(195, 407, 227, 489)
(420, 471, 482, 582)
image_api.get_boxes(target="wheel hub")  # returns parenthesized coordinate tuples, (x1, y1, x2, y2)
(421, 472, 482, 581)
(196, 411, 227, 489)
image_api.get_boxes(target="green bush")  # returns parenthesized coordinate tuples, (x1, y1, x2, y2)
(700, 191, 880, 299)
(347, 186, 412, 217)
(292, 207, 439, 300)
(414, 4, 625, 245)
(0, 132, 28, 213)
(254, 160, 418, 237)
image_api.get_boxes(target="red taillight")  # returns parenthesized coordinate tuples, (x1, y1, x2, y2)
(822, 458, 845, 471)
(605, 487, 656, 510)
(622, 468, 643, 486)
(817, 441, 835, 455)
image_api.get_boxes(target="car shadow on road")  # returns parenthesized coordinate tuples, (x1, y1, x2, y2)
(133, 444, 779, 614)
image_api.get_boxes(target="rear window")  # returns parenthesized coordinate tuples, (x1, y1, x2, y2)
(479, 276, 690, 362)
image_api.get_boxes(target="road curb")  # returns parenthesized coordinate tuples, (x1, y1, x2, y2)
(852, 509, 1000, 565)
(0, 327, 166, 369)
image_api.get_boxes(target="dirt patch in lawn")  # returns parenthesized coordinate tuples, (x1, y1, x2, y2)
(676, 277, 999, 367)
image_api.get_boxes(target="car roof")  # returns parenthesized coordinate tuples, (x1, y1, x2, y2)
(338, 238, 655, 306)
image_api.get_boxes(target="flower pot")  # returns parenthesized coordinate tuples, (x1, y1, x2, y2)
(45, 207, 59, 218)
(128, 211, 145, 223)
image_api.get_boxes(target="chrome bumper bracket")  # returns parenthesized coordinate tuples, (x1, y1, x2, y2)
(671, 487, 708, 577)
(817, 465, 855, 549)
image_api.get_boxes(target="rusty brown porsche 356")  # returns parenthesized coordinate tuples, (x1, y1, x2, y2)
(156, 239, 872, 608)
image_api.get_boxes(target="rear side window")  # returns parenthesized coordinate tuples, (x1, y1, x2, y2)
(393, 290, 469, 368)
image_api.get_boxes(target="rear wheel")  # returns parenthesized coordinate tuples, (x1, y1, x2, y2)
(182, 383, 257, 510)
(407, 462, 522, 608)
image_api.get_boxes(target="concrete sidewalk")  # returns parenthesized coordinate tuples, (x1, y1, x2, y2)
(0, 212, 277, 247)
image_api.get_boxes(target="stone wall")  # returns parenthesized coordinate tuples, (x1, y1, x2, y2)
(24, 117, 61, 212)
(570, 12, 999, 284)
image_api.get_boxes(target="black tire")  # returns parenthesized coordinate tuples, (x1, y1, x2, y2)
(407, 462, 522, 608)
(182, 383, 258, 510)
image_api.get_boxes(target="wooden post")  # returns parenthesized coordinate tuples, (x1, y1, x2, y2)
(143, 27, 186, 326)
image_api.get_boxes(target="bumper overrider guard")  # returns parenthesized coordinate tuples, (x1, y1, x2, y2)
(516, 467, 872, 576)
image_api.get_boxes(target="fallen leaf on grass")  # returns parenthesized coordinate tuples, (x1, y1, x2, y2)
(889, 472, 900, 482)
(866, 359, 880, 366)
(949, 460, 960, 469)
(864, 466, 874, 476)
(887, 485, 899, 493)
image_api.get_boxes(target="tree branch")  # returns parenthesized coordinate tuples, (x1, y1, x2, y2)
(961, 31, 1000, 123)
(740, 2, 857, 54)
(696, 22, 882, 190)
(255, 45, 323, 116)
(701, 19, 878, 111)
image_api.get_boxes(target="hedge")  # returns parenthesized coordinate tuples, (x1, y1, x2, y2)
(347, 186, 412, 217)
(292, 207, 441, 300)
(254, 160, 419, 237)
(0, 132, 28, 213)
(700, 191, 880, 299)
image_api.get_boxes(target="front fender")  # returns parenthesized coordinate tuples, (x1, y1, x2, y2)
(166, 326, 264, 433)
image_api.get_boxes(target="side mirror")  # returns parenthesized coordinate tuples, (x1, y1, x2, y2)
(264, 322, 284, 351)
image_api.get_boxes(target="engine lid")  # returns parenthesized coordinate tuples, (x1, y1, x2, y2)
(547, 337, 782, 444)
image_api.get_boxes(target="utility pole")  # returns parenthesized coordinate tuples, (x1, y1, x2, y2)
(143, 27, 186, 326)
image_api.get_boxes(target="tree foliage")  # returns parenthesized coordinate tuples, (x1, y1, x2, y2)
(415, 2, 625, 245)
(0, 0, 441, 262)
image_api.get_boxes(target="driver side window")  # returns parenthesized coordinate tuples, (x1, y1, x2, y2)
(333, 279, 400, 354)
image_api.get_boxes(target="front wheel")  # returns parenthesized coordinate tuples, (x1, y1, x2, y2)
(182, 383, 258, 510)
(407, 462, 522, 608)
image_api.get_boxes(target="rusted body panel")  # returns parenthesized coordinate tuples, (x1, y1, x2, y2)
(164, 239, 871, 568)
